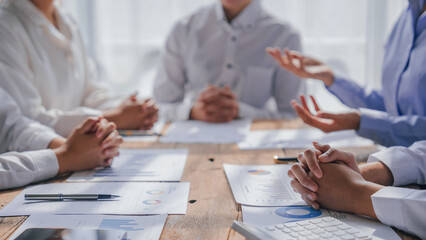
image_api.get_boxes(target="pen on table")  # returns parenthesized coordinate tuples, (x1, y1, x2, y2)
(118, 130, 161, 137)
(24, 194, 121, 201)
(273, 155, 298, 164)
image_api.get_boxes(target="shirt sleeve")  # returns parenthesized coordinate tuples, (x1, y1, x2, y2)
(367, 141, 426, 186)
(0, 88, 60, 152)
(326, 76, 386, 111)
(371, 187, 426, 240)
(0, 16, 114, 137)
(357, 108, 426, 147)
(0, 150, 58, 190)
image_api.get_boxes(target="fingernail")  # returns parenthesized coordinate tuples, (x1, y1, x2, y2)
(308, 184, 316, 192)
(314, 169, 322, 178)
(308, 193, 315, 201)
(319, 154, 328, 160)
(105, 150, 110, 155)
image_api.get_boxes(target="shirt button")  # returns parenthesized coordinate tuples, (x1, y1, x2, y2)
(226, 64, 233, 69)
(232, 36, 237, 42)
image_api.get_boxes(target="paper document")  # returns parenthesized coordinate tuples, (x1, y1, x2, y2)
(238, 129, 374, 150)
(9, 214, 167, 240)
(159, 119, 252, 144)
(67, 149, 188, 182)
(0, 182, 190, 216)
(242, 206, 401, 240)
(122, 119, 166, 142)
(223, 164, 305, 206)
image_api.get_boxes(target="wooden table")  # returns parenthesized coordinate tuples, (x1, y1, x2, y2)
(0, 120, 419, 240)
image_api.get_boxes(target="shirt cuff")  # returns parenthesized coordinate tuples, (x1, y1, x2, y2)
(371, 187, 414, 231)
(31, 129, 61, 150)
(356, 108, 393, 145)
(25, 149, 59, 183)
(367, 146, 419, 186)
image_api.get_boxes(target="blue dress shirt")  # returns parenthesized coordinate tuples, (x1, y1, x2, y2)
(327, 0, 426, 147)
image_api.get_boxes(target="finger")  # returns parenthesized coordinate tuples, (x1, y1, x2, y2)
(79, 116, 101, 134)
(98, 121, 117, 140)
(103, 158, 113, 167)
(289, 163, 318, 191)
(102, 147, 120, 158)
(303, 149, 322, 178)
(130, 92, 138, 102)
(300, 95, 311, 112)
(301, 195, 320, 210)
(290, 178, 317, 201)
(291, 101, 333, 131)
(102, 131, 123, 148)
(96, 118, 109, 138)
(285, 49, 298, 71)
(316, 111, 338, 120)
(318, 148, 356, 169)
(310, 95, 321, 112)
(312, 141, 331, 153)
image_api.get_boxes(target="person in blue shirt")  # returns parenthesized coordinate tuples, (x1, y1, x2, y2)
(267, 0, 426, 147)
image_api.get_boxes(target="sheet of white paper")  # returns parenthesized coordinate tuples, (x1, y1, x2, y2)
(9, 214, 167, 240)
(0, 182, 190, 216)
(67, 149, 188, 182)
(242, 206, 401, 240)
(223, 164, 305, 207)
(123, 119, 166, 142)
(159, 119, 252, 144)
(122, 119, 166, 142)
(238, 129, 374, 150)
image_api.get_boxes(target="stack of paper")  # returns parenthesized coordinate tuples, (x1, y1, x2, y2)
(9, 214, 167, 240)
(67, 149, 188, 182)
(223, 164, 305, 206)
(121, 119, 166, 142)
(159, 119, 252, 144)
(0, 182, 190, 216)
(238, 129, 374, 150)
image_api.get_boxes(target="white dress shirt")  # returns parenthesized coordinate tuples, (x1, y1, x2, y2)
(154, 0, 304, 121)
(368, 141, 426, 239)
(0, 88, 60, 190)
(0, 0, 121, 137)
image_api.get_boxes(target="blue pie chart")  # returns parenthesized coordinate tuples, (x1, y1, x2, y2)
(274, 206, 322, 219)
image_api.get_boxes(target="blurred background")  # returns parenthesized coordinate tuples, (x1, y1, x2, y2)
(62, 0, 407, 112)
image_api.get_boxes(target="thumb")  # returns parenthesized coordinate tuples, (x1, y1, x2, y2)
(313, 141, 331, 153)
(78, 117, 101, 134)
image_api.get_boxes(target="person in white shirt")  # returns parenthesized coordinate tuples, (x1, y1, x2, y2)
(288, 141, 426, 239)
(154, 0, 304, 122)
(0, 0, 158, 137)
(0, 88, 123, 190)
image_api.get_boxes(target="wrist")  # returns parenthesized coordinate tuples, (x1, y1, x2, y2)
(48, 137, 66, 149)
(352, 181, 384, 219)
(54, 144, 72, 174)
(323, 70, 335, 86)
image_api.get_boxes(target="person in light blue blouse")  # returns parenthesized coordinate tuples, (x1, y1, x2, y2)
(267, 0, 426, 147)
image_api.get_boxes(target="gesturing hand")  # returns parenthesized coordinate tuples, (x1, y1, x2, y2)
(292, 95, 361, 132)
(266, 47, 335, 86)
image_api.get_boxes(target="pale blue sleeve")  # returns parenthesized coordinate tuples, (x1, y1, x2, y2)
(326, 76, 386, 111)
(357, 108, 426, 147)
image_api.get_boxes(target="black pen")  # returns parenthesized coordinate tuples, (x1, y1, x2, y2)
(273, 155, 298, 164)
(25, 194, 121, 201)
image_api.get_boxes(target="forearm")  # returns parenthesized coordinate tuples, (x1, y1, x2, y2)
(360, 162, 394, 186)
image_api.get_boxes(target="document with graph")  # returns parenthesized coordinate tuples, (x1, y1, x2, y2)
(223, 164, 306, 207)
(159, 119, 252, 144)
(9, 214, 167, 240)
(67, 149, 188, 182)
(0, 182, 190, 216)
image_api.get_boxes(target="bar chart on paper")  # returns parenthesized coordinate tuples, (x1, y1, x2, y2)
(67, 149, 188, 182)
(9, 214, 168, 240)
(224, 164, 305, 206)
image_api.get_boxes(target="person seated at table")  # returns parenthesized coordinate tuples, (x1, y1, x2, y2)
(0, 0, 158, 137)
(288, 141, 426, 239)
(267, 0, 426, 147)
(0, 88, 123, 190)
(154, 0, 304, 122)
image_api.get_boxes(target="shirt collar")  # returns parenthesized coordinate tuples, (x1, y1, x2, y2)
(215, 0, 262, 30)
(12, 0, 51, 26)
